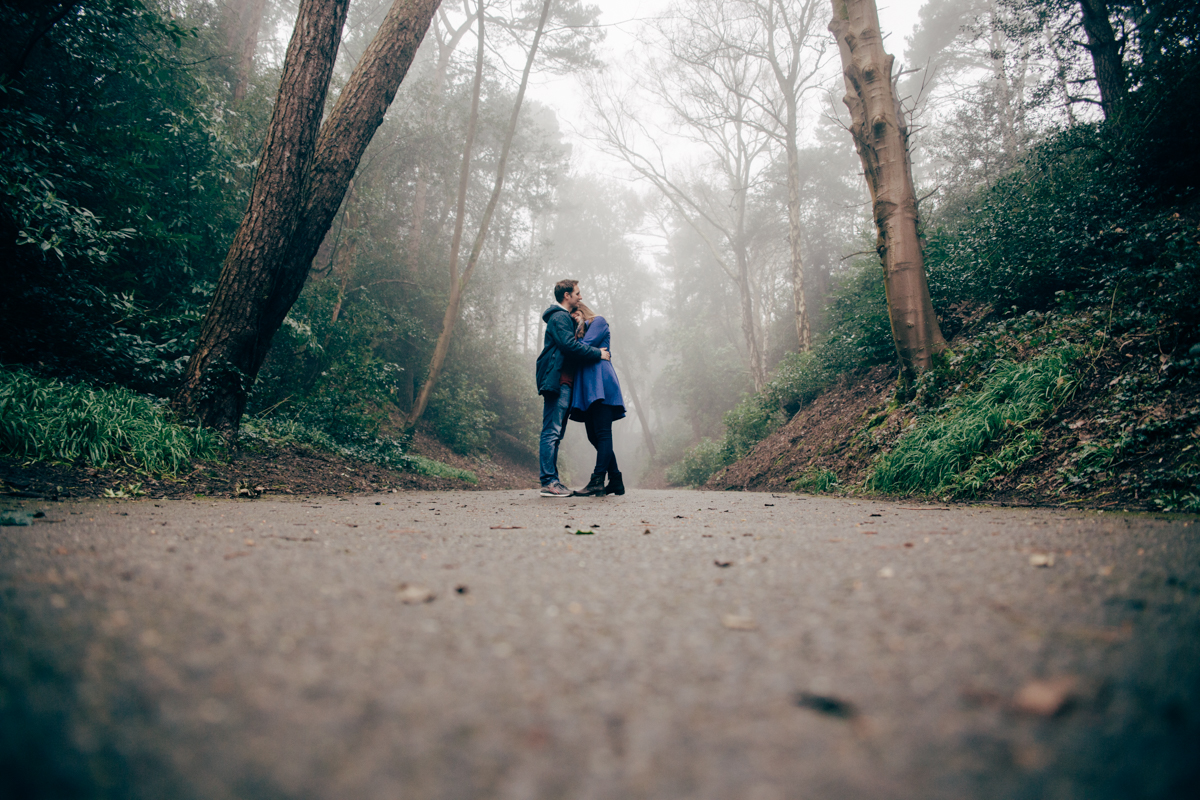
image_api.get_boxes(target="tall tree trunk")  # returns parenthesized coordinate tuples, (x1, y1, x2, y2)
(1078, 0, 1125, 121)
(623, 372, 657, 459)
(176, 0, 441, 432)
(404, 0, 554, 428)
(408, 10, 476, 277)
(224, 0, 270, 103)
(829, 0, 945, 389)
(784, 120, 810, 353)
(175, 0, 350, 433)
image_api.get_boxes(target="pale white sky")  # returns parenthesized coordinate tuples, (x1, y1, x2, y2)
(525, 0, 929, 174)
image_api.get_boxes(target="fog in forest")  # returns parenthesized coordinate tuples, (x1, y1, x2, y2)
(0, 0, 1118, 488)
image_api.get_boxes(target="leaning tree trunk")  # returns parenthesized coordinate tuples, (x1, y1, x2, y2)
(175, 0, 350, 433)
(1078, 0, 1125, 121)
(175, 0, 441, 432)
(829, 0, 944, 388)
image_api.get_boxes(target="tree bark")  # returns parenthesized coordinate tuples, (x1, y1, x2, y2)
(175, 0, 351, 433)
(175, 0, 441, 432)
(404, 0, 554, 429)
(1078, 0, 1125, 121)
(829, 0, 945, 388)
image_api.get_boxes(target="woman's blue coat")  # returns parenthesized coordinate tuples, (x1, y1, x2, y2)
(570, 316, 626, 421)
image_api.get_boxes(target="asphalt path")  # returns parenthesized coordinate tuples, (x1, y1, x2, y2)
(2, 490, 1198, 800)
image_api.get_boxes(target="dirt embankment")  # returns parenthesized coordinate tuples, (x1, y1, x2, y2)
(0, 430, 539, 501)
(706, 331, 1200, 511)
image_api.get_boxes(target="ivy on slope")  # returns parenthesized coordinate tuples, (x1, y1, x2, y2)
(867, 344, 1083, 497)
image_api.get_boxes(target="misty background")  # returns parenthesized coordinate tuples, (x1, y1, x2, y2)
(0, 0, 1109, 486)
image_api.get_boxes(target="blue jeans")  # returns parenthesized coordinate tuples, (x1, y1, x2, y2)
(539, 389, 573, 486)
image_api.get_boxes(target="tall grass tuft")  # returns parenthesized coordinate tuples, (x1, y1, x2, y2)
(0, 368, 219, 474)
(868, 344, 1083, 496)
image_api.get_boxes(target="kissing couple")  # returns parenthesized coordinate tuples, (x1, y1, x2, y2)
(534, 279, 626, 498)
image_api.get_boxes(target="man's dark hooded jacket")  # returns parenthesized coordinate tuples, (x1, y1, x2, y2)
(536, 305, 603, 396)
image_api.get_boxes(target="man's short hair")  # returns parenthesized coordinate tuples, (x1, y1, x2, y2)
(554, 279, 579, 303)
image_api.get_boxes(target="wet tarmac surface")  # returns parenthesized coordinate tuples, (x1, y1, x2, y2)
(2, 490, 1198, 799)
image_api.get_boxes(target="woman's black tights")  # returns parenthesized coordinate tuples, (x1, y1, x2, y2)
(584, 403, 619, 477)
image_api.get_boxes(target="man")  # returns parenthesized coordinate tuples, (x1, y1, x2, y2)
(536, 279, 610, 497)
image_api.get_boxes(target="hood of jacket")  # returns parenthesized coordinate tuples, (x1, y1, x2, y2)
(542, 304, 570, 323)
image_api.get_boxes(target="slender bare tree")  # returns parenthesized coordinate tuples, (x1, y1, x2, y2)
(739, 0, 830, 353)
(403, 0, 554, 428)
(590, 0, 776, 390)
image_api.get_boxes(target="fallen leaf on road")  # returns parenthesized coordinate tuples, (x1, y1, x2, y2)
(1030, 553, 1055, 567)
(861, 531, 877, 535)
(721, 614, 758, 631)
(574, 529, 593, 535)
(397, 584, 435, 604)
(1013, 675, 1078, 716)
(898, 506, 951, 511)
(643, 529, 651, 535)
(224, 551, 251, 560)
(714, 559, 733, 568)
(455, 585, 469, 594)
(794, 692, 857, 719)
(878, 566, 895, 578)
(490, 525, 524, 530)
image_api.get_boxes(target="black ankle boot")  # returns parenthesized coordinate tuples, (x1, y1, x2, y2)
(605, 470, 625, 496)
(575, 472, 607, 497)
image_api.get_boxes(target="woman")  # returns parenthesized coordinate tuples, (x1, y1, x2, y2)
(569, 302, 626, 496)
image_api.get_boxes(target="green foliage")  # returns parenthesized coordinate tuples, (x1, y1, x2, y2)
(817, 260, 895, 373)
(0, 367, 219, 474)
(0, 0, 264, 392)
(250, 284, 401, 444)
(426, 377, 500, 455)
(722, 396, 787, 462)
(763, 351, 835, 416)
(239, 417, 477, 484)
(923, 125, 1200, 350)
(791, 468, 839, 493)
(665, 438, 728, 488)
(868, 344, 1084, 497)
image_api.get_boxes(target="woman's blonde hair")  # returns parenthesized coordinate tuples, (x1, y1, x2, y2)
(574, 301, 597, 322)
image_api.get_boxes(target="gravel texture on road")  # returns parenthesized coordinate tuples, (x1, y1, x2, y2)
(2, 490, 1198, 799)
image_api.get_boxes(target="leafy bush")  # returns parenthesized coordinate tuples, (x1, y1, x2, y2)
(791, 468, 838, 493)
(240, 417, 477, 483)
(816, 260, 895, 373)
(763, 351, 834, 416)
(868, 344, 1084, 497)
(722, 396, 786, 461)
(0, 368, 219, 474)
(923, 125, 1200, 351)
(426, 377, 500, 455)
(665, 438, 728, 487)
